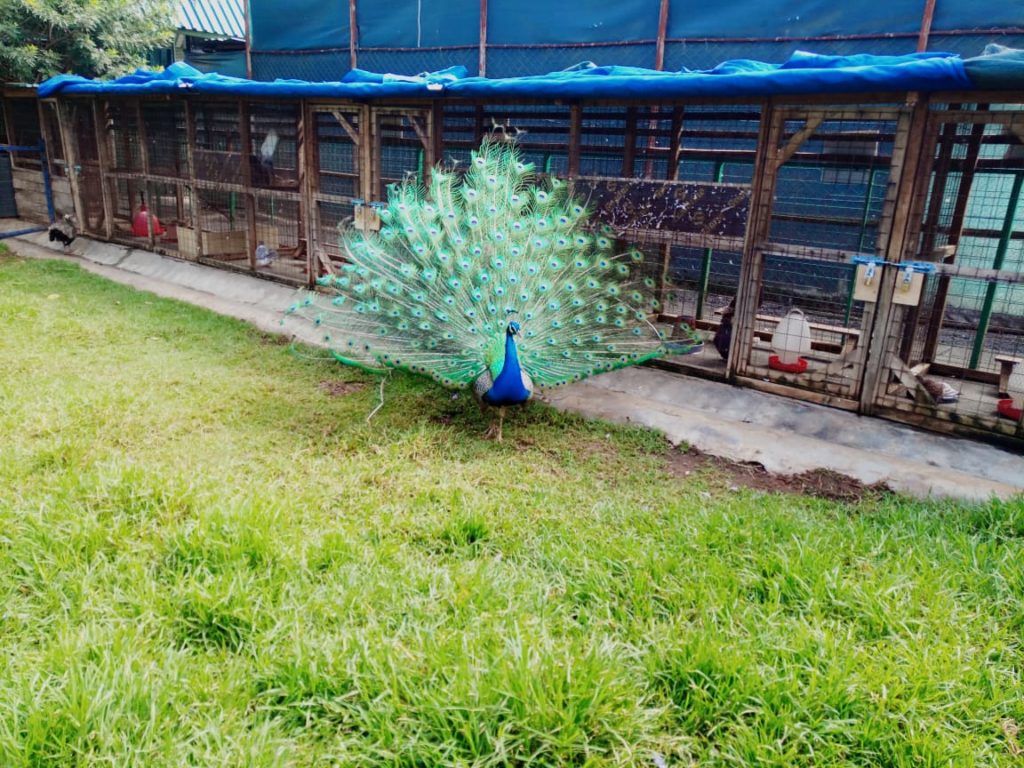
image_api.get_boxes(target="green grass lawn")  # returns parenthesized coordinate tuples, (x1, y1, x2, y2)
(1, 253, 1022, 767)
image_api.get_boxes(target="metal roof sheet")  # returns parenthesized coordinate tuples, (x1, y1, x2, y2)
(177, 0, 244, 39)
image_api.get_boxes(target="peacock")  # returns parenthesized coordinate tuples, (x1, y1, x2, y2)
(286, 140, 698, 440)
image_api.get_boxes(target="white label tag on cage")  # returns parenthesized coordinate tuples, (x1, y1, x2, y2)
(892, 267, 925, 306)
(853, 263, 881, 303)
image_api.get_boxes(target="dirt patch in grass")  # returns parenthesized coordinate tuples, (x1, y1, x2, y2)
(665, 446, 892, 502)
(318, 380, 366, 397)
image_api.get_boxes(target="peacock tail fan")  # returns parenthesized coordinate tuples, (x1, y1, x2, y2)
(286, 140, 698, 390)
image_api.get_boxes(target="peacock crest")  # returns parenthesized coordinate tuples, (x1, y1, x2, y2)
(287, 140, 695, 397)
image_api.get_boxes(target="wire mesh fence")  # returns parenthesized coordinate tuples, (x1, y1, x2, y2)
(872, 107, 1024, 437)
(249, 32, 1024, 84)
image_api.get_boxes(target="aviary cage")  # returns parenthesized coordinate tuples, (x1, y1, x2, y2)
(29, 73, 1024, 446)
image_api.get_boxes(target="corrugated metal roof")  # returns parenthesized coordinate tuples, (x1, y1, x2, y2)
(177, 0, 245, 40)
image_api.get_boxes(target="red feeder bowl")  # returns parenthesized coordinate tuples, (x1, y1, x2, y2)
(769, 355, 808, 374)
(132, 203, 165, 237)
(996, 398, 1023, 421)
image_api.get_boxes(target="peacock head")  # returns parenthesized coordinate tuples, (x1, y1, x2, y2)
(507, 320, 521, 337)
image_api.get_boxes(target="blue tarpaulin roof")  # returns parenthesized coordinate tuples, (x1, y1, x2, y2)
(37, 51, 980, 101)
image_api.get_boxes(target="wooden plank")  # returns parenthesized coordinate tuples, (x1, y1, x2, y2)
(775, 112, 824, 166)
(331, 110, 361, 146)
(735, 376, 860, 411)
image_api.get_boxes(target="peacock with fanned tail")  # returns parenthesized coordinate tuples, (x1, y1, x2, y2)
(286, 140, 699, 440)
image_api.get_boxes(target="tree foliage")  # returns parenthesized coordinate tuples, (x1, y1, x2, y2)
(0, 0, 175, 84)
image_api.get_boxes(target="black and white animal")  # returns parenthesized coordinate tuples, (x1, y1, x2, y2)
(48, 214, 77, 249)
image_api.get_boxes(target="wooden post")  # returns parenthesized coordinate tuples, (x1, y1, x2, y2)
(134, 99, 156, 248)
(729, 99, 779, 380)
(654, 0, 670, 71)
(91, 100, 115, 239)
(921, 112, 988, 360)
(917, 0, 937, 52)
(478, 0, 488, 77)
(238, 99, 258, 270)
(53, 100, 85, 228)
(658, 106, 684, 310)
(349, 0, 358, 71)
(244, 0, 254, 78)
(428, 102, 444, 184)
(362, 104, 375, 202)
(567, 104, 581, 178)
(298, 101, 316, 285)
(860, 99, 931, 415)
(183, 99, 204, 258)
(621, 107, 637, 177)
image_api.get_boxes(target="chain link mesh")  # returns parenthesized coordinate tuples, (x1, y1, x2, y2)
(251, 32, 1024, 82)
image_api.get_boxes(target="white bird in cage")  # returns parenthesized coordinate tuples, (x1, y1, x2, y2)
(260, 129, 280, 170)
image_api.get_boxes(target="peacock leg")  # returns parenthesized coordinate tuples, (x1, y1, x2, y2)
(482, 407, 506, 442)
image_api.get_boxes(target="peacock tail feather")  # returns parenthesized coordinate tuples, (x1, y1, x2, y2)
(286, 140, 698, 390)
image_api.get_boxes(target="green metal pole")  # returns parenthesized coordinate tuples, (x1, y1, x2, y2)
(229, 191, 236, 226)
(695, 160, 726, 321)
(857, 167, 878, 252)
(969, 171, 1023, 370)
(844, 167, 879, 327)
(417, 149, 425, 186)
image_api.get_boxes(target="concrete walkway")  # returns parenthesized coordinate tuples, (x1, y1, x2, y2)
(3, 220, 1022, 502)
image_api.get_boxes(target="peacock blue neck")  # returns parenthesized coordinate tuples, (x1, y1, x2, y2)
(483, 328, 531, 405)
